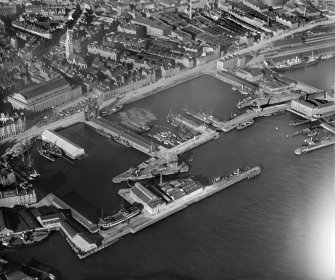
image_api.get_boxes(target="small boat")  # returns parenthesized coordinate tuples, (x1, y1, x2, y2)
(113, 136, 131, 147)
(236, 119, 254, 130)
(111, 104, 123, 113)
(29, 170, 40, 178)
(289, 119, 310, 127)
(272, 110, 286, 116)
(307, 129, 319, 137)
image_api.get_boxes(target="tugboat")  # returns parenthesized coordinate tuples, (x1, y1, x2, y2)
(236, 119, 254, 130)
(98, 203, 142, 230)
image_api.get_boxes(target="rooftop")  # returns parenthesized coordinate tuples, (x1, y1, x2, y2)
(17, 77, 69, 100)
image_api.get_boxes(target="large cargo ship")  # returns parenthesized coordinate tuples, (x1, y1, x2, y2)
(98, 204, 142, 230)
(273, 55, 321, 71)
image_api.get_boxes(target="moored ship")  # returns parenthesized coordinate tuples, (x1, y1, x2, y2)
(273, 55, 321, 71)
(37, 147, 55, 162)
(2, 231, 50, 247)
(98, 203, 142, 230)
(289, 119, 310, 126)
(113, 135, 131, 147)
(236, 119, 254, 130)
(121, 120, 151, 134)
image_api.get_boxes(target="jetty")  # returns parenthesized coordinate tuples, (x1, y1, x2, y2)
(184, 108, 224, 128)
(295, 137, 335, 155)
(86, 118, 158, 156)
(220, 103, 289, 132)
(70, 166, 261, 259)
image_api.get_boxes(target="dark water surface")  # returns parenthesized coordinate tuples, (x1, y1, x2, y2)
(3, 63, 335, 279)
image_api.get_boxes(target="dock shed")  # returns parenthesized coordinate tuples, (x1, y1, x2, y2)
(41, 129, 85, 160)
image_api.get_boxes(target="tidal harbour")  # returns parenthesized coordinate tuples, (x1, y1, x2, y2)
(2, 61, 335, 278)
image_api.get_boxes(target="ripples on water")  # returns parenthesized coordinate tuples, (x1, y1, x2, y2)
(4, 63, 335, 279)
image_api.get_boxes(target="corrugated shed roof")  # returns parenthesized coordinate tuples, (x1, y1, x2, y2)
(41, 130, 85, 159)
(19, 209, 41, 229)
(18, 77, 69, 100)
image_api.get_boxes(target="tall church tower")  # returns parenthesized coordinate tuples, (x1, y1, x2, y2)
(65, 27, 73, 60)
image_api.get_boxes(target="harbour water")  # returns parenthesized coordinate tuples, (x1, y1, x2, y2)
(3, 60, 335, 279)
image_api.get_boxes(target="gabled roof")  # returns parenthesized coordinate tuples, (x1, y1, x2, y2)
(17, 77, 69, 100)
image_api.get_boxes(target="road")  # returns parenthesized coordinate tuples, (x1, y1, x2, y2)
(2, 19, 334, 146)
(231, 19, 335, 57)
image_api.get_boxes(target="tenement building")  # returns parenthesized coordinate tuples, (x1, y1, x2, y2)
(0, 114, 26, 141)
(8, 78, 82, 112)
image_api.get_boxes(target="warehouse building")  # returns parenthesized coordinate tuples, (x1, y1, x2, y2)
(41, 129, 85, 160)
(131, 16, 172, 37)
(130, 182, 165, 215)
(291, 98, 335, 117)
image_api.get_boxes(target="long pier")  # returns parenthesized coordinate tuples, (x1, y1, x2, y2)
(184, 108, 224, 128)
(220, 103, 289, 132)
(320, 123, 335, 135)
(167, 130, 219, 155)
(295, 137, 335, 155)
(163, 113, 220, 155)
(75, 166, 261, 259)
(86, 119, 157, 156)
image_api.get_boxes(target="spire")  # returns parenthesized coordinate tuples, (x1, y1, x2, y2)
(189, 0, 192, 19)
(65, 26, 73, 60)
